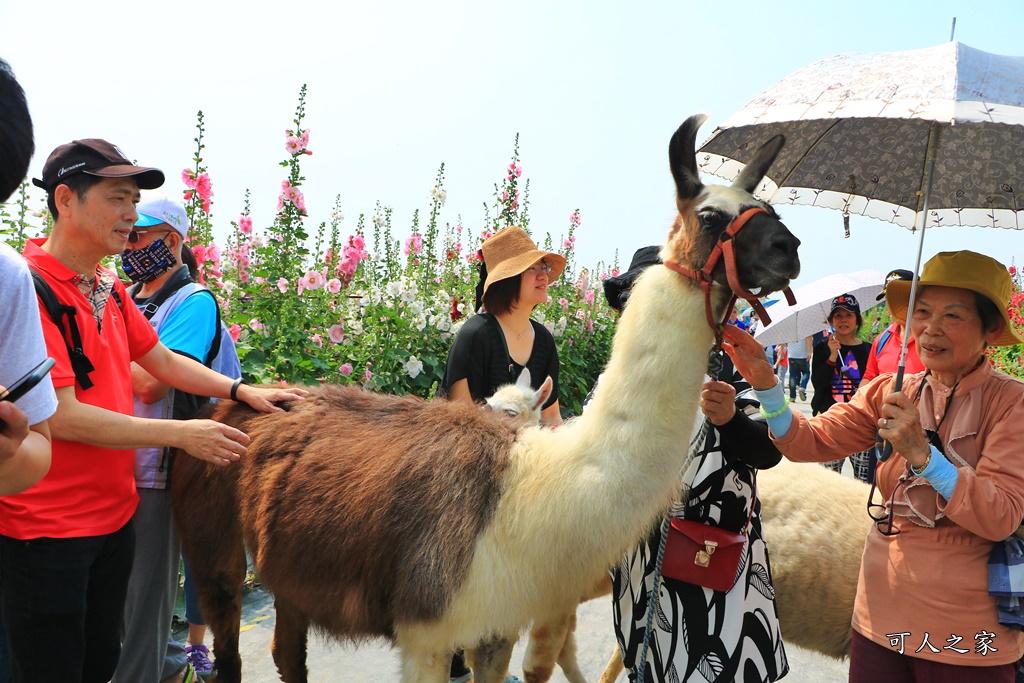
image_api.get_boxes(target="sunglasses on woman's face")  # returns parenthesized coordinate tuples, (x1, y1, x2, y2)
(127, 228, 173, 245)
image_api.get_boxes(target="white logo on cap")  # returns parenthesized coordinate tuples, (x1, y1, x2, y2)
(164, 211, 182, 226)
(57, 163, 87, 178)
(113, 146, 130, 161)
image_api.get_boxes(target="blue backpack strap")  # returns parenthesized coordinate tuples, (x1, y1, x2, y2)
(875, 327, 893, 358)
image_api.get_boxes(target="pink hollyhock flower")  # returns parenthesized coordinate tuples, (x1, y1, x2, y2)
(192, 244, 208, 264)
(304, 270, 326, 291)
(239, 215, 253, 234)
(181, 169, 197, 189)
(327, 278, 342, 294)
(558, 297, 569, 311)
(328, 324, 345, 344)
(1011, 266, 1018, 276)
(404, 234, 423, 256)
(585, 290, 595, 305)
(254, 276, 265, 285)
(285, 136, 303, 154)
(195, 174, 212, 200)
(228, 324, 242, 342)
(575, 309, 586, 320)
(277, 278, 289, 294)
(310, 333, 323, 348)
(184, 190, 194, 201)
(339, 363, 354, 377)
(248, 318, 264, 331)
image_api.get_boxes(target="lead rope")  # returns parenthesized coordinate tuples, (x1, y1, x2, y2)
(633, 342, 724, 683)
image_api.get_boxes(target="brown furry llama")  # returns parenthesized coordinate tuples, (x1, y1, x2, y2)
(170, 112, 801, 683)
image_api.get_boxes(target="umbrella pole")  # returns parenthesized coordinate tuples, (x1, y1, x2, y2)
(879, 123, 941, 462)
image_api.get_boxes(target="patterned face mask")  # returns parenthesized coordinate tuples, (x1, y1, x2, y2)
(120, 239, 176, 284)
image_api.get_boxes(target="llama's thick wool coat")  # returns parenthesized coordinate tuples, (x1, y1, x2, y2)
(758, 458, 868, 659)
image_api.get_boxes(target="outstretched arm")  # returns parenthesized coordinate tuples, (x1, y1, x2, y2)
(702, 379, 781, 469)
(135, 343, 307, 412)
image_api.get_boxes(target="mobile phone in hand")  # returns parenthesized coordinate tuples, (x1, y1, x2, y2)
(0, 358, 55, 404)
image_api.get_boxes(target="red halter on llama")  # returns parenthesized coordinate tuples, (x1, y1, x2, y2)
(171, 113, 800, 683)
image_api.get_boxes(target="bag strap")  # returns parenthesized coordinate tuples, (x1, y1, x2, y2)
(875, 327, 893, 358)
(481, 312, 516, 382)
(29, 268, 96, 390)
(129, 265, 193, 320)
(130, 267, 222, 368)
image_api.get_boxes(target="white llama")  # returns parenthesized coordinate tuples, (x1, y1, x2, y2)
(484, 369, 552, 427)
(171, 112, 800, 683)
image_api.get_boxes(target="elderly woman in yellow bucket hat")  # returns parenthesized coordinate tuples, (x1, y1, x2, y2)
(721, 250, 1024, 682)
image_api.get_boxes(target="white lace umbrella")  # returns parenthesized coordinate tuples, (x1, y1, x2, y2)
(700, 41, 1024, 395)
(698, 41, 1024, 231)
(753, 270, 886, 348)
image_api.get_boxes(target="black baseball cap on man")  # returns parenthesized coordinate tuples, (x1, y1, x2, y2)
(876, 269, 914, 300)
(31, 139, 164, 192)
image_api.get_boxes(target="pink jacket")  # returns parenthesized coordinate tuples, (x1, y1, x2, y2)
(775, 361, 1024, 666)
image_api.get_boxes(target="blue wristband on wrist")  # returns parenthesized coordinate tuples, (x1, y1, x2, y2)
(916, 444, 958, 500)
(754, 379, 793, 438)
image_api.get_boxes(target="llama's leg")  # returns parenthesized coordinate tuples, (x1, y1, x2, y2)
(191, 546, 247, 683)
(468, 636, 516, 683)
(523, 612, 572, 683)
(596, 645, 624, 683)
(398, 649, 449, 683)
(271, 599, 309, 682)
(554, 612, 587, 683)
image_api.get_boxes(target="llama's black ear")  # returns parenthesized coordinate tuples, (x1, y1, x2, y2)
(669, 113, 708, 201)
(731, 134, 785, 195)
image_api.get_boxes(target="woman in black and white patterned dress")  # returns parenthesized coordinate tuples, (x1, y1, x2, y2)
(602, 251, 788, 683)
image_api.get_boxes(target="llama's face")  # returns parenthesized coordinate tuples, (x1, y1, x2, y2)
(666, 114, 800, 296)
(484, 369, 550, 427)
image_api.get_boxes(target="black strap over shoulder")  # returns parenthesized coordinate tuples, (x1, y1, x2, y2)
(480, 312, 516, 382)
(30, 269, 96, 390)
(129, 267, 222, 368)
(128, 266, 193, 321)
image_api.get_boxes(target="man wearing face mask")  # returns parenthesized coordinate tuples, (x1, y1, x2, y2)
(114, 192, 240, 683)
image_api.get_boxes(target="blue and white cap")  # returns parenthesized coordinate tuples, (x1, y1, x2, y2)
(135, 191, 188, 236)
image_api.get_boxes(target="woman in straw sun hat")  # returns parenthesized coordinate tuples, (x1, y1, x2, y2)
(441, 226, 566, 428)
(440, 226, 565, 683)
(722, 250, 1024, 682)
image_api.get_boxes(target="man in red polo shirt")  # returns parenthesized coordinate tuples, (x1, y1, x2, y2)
(862, 269, 925, 383)
(2, 139, 306, 683)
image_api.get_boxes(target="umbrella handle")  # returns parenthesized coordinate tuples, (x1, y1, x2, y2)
(877, 365, 906, 462)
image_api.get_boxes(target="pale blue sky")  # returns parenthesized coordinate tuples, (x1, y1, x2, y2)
(3, 0, 1022, 286)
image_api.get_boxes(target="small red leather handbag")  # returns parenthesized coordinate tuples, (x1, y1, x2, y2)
(661, 489, 756, 593)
